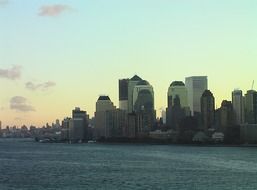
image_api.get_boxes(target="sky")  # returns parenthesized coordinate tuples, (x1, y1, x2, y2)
(1, 0, 257, 127)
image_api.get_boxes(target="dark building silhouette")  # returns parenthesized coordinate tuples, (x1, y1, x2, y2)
(201, 90, 215, 131)
(128, 75, 143, 113)
(69, 107, 88, 142)
(119, 79, 129, 111)
(244, 90, 257, 124)
(217, 100, 236, 132)
(134, 89, 156, 135)
(166, 95, 186, 130)
(105, 109, 126, 138)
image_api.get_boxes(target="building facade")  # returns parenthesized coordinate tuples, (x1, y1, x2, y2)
(244, 90, 257, 124)
(201, 90, 215, 131)
(185, 76, 208, 116)
(119, 79, 129, 111)
(128, 75, 142, 113)
(69, 107, 88, 142)
(232, 89, 244, 125)
(95, 96, 116, 138)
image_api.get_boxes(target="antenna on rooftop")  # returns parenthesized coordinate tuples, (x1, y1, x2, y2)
(252, 80, 255, 90)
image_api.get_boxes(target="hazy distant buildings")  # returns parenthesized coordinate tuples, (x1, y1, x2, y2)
(125, 113, 137, 138)
(105, 109, 126, 138)
(95, 96, 116, 138)
(240, 124, 257, 143)
(244, 90, 257, 124)
(132, 80, 156, 136)
(218, 100, 235, 132)
(232, 90, 244, 125)
(167, 81, 188, 108)
(133, 80, 154, 112)
(166, 81, 189, 129)
(119, 79, 129, 111)
(185, 76, 208, 116)
(69, 107, 88, 142)
(128, 75, 142, 113)
(201, 90, 215, 131)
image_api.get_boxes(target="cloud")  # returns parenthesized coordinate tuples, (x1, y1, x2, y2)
(0, 65, 22, 80)
(0, 0, 8, 6)
(10, 96, 35, 112)
(25, 81, 56, 91)
(38, 4, 72, 17)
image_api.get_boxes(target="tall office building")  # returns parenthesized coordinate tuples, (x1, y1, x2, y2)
(105, 109, 126, 138)
(218, 100, 235, 132)
(232, 89, 244, 125)
(244, 90, 257, 124)
(119, 79, 129, 111)
(96, 96, 116, 112)
(166, 81, 189, 129)
(185, 76, 208, 115)
(128, 75, 142, 113)
(132, 80, 156, 134)
(69, 107, 88, 142)
(95, 96, 116, 138)
(201, 90, 215, 130)
(167, 81, 188, 108)
(133, 80, 154, 112)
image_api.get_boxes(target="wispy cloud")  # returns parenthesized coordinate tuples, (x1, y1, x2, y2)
(10, 96, 35, 112)
(0, 65, 22, 80)
(0, 0, 8, 6)
(25, 81, 56, 91)
(38, 4, 72, 17)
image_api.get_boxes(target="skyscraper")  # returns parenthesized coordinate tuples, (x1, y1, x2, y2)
(132, 79, 156, 135)
(167, 81, 188, 108)
(133, 80, 154, 112)
(119, 79, 129, 111)
(166, 81, 189, 129)
(232, 89, 244, 125)
(95, 96, 116, 138)
(69, 107, 88, 142)
(201, 90, 215, 130)
(244, 90, 257, 124)
(127, 75, 142, 113)
(218, 100, 235, 132)
(185, 76, 208, 115)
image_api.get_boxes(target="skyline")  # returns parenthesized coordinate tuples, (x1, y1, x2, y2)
(1, 0, 257, 127)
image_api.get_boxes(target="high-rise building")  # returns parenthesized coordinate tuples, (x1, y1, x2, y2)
(133, 80, 154, 112)
(232, 89, 244, 125)
(166, 81, 190, 129)
(132, 80, 156, 134)
(105, 109, 126, 138)
(185, 76, 208, 115)
(95, 96, 116, 138)
(96, 96, 116, 112)
(128, 75, 142, 113)
(167, 81, 188, 108)
(244, 90, 257, 124)
(218, 100, 235, 132)
(69, 107, 88, 142)
(119, 79, 129, 111)
(201, 90, 215, 130)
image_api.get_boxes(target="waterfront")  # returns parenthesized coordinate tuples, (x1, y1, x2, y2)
(1, 139, 257, 190)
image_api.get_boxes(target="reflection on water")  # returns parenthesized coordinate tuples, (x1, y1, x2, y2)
(0, 138, 257, 190)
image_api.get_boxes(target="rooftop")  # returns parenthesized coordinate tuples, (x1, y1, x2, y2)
(130, 75, 142, 81)
(98, 96, 111, 101)
(170, 81, 185, 87)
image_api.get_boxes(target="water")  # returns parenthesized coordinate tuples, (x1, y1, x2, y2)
(0, 139, 257, 190)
